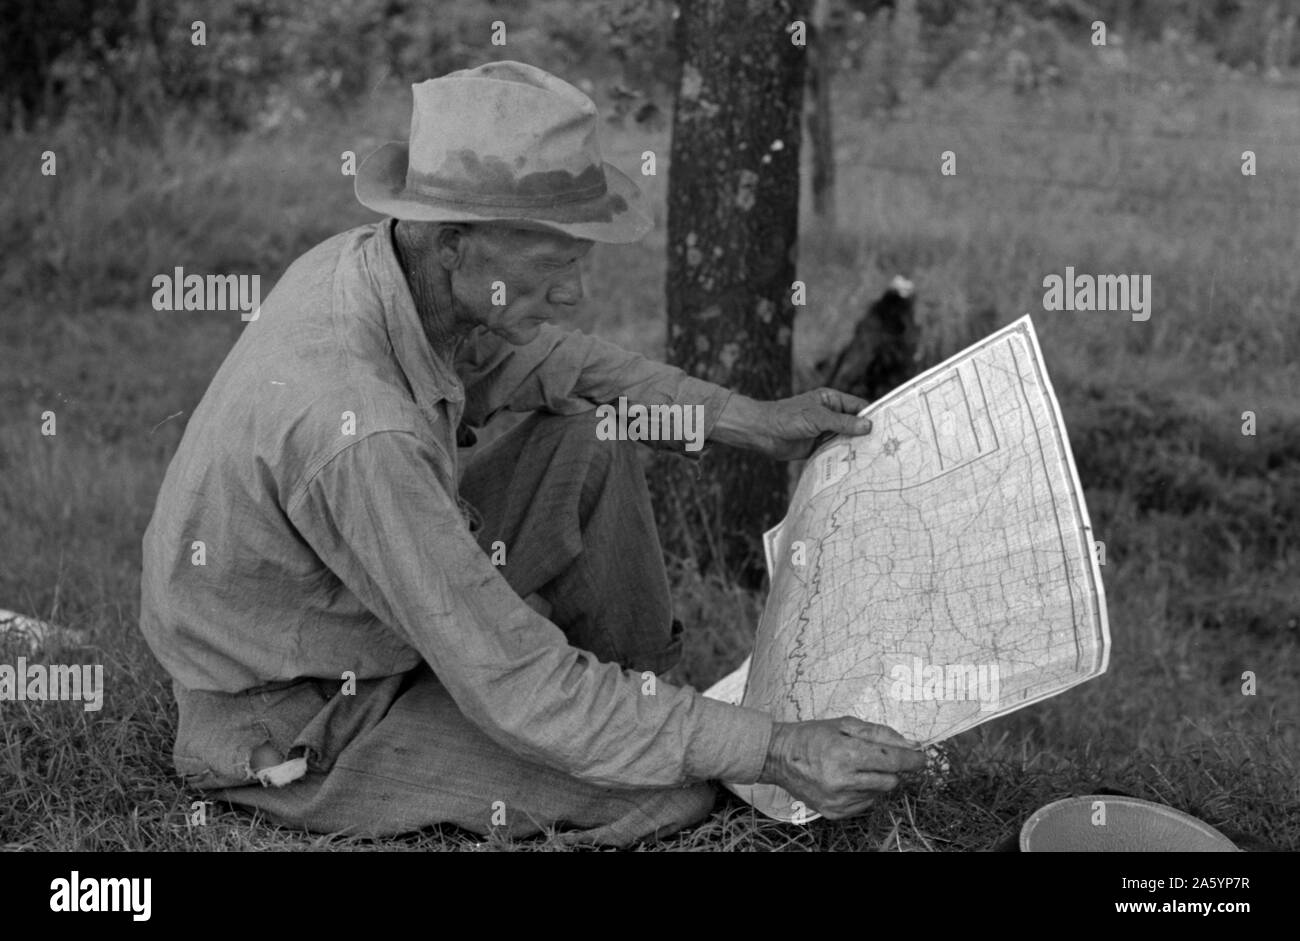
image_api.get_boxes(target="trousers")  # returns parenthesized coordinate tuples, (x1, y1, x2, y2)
(212, 411, 718, 846)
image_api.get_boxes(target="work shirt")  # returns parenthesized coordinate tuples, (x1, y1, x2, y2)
(139, 219, 774, 791)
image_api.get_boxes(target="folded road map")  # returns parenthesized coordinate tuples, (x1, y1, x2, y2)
(704, 315, 1110, 822)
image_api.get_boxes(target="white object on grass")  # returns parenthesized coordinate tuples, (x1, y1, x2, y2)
(1021, 796, 1238, 852)
(0, 609, 88, 651)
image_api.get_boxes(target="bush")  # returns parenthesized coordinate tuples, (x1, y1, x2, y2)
(4, 0, 495, 133)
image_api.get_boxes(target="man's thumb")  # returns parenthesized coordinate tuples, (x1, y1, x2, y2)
(822, 410, 872, 436)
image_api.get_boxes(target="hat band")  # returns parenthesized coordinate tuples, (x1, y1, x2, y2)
(405, 169, 608, 209)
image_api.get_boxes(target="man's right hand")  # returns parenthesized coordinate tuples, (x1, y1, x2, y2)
(757, 717, 928, 820)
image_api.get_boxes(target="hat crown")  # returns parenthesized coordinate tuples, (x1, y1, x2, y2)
(405, 61, 607, 209)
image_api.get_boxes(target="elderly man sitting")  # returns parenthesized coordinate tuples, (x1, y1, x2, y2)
(139, 61, 924, 846)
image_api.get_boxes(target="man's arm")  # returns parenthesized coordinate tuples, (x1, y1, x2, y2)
(457, 326, 876, 461)
(285, 428, 773, 788)
(457, 324, 733, 446)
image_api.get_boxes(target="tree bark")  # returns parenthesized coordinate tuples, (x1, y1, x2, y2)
(655, 0, 808, 587)
(807, 0, 836, 222)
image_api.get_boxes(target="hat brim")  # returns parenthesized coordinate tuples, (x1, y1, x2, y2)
(355, 142, 653, 244)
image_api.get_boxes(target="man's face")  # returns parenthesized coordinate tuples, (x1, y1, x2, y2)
(451, 225, 593, 345)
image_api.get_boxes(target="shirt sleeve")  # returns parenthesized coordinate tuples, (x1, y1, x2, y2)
(285, 429, 773, 789)
(456, 324, 734, 454)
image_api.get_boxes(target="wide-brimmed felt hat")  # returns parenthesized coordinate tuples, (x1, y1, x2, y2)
(356, 60, 652, 243)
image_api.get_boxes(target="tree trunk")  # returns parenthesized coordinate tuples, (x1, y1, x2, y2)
(654, 0, 808, 588)
(807, 0, 836, 223)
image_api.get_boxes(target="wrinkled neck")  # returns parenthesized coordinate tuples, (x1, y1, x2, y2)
(393, 225, 473, 364)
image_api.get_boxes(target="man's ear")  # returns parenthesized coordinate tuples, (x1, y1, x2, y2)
(434, 223, 473, 271)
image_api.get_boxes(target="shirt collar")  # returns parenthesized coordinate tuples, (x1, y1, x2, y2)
(366, 218, 465, 416)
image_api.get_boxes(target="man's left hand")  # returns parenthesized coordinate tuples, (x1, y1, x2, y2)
(713, 389, 873, 461)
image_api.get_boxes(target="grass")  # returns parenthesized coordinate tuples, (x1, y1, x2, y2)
(2, 41, 1298, 850)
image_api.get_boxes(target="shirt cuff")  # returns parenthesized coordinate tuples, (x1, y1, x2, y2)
(668, 378, 733, 462)
(686, 692, 774, 784)
(683, 378, 734, 440)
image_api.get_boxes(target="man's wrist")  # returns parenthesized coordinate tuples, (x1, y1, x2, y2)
(710, 392, 764, 449)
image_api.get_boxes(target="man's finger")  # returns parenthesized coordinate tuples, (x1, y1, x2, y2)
(817, 388, 871, 415)
(845, 741, 928, 774)
(836, 716, 921, 749)
(816, 408, 872, 437)
(848, 771, 900, 793)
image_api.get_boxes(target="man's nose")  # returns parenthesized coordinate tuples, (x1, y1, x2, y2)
(547, 270, 584, 306)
